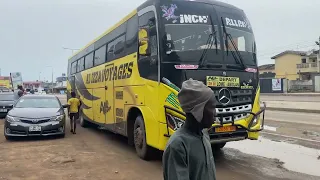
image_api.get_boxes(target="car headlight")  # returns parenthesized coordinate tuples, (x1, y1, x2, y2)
(5, 115, 20, 122)
(166, 114, 184, 131)
(51, 115, 64, 121)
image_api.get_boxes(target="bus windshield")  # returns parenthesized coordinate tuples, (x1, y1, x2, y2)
(165, 24, 220, 52)
(223, 26, 256, 66)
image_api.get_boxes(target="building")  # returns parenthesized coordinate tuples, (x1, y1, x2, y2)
(271, 50, 320, 80)
(258, 64, 275, 78)
(0, 76, 12, 89)
(23, 81, 44, 92)
(53, 74, 67, 94)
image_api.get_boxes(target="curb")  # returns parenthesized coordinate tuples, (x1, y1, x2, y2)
(261, 93, 320, 97)
(266, 107, 320, 114)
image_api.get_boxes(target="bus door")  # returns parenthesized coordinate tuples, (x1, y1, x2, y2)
(105, 64, 115, 131)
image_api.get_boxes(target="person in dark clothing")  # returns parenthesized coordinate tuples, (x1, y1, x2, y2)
(163, 79, 217, 180)
(13, 85, 24, 101)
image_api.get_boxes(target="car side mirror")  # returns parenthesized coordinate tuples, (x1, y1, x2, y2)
(62, 104, 69, 108)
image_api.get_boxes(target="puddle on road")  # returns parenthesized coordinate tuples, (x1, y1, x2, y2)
(226, 137, 320, 177)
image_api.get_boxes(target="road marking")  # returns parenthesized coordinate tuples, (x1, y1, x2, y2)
(262, 132, 320, 143)
(264, 125, 277, 132)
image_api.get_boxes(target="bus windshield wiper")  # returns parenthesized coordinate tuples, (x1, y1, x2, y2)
(221, 17, 246, 69)
(198, 30, 217, 68)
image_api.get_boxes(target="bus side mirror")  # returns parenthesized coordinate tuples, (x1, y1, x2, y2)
(138, 28, 151, 56)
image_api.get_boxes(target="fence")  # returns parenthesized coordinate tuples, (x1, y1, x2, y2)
(260, 77, 320, 93)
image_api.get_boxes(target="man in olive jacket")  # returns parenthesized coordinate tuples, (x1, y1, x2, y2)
(163, 79, 217, 180)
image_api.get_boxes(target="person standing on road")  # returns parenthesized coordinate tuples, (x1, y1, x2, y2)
(163, 79, 217, 180)
(13, 85, 24, 101)
(67, 91, 81, 134)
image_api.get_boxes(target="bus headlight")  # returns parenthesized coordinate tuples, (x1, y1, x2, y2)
(166, 114, 184, 131)
(251, 115, 260, 127)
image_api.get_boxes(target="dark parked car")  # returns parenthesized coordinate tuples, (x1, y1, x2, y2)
(0, 92, 15, 118)
(4, 94, 68, 140)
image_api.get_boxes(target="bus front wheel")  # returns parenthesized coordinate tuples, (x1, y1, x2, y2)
(133, 115, 152, 160)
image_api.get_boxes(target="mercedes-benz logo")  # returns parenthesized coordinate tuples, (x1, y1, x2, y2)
(218, 88, 231, 105)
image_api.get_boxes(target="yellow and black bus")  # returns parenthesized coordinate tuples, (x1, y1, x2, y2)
(67, 0, 266, 160)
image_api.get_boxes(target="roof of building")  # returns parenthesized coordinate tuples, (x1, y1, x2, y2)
(258, 64, 275, 70)
(271, 50, 307, 59)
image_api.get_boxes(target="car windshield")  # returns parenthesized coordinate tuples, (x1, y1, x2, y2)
(15, 97, 60, 108)
(0, 94, 14, 101)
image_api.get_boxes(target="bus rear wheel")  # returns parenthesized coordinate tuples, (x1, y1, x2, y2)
(80, 113, 88, 128)
(133, 115, 153, 160)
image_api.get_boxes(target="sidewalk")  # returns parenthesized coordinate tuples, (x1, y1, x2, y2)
(265, 101, 320, 113)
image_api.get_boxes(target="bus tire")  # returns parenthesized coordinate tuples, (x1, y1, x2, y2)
(211, 142, 226, 150)
(133, 115, 152, 160)
(80, 113, 88, 128)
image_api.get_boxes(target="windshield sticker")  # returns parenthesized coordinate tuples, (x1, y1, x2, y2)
(161, 4, 209, 24)
(241, 79, 254, 89)
(180, 14, 209, 24)
(206, 76, 240, 87)
(225, 17, 251, 30)
(174, 65, 199, 70)
(161, 4, 179, 23)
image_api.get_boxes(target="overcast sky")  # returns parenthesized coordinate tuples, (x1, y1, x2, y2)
(0, 0, 319, 81)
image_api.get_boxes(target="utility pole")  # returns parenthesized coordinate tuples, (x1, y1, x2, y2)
(62, 47, 80, 56)
(45, 66, 54, 94)
(316, 37, 320, 72)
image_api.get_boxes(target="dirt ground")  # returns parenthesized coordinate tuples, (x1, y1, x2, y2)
(1, 119, 319, 180)
(0, 120, 164, 180)
(0, 95, 318, 180)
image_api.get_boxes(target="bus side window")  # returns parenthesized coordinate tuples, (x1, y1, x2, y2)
(125, 15, 138, 56)
(71, 61, 77, 74)
(77, 57, 84, 72)
(107, 35, 126, 62)
(138, 11, 158, 81)
(85, 52, 94, 69)
(138, 12, 158, 56)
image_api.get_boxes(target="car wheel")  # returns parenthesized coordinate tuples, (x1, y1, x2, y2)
(133, 115, 153, 160)
(211, 142, 226, 150)
(80, 113, 88, 128)
(5, 135, 13, 141)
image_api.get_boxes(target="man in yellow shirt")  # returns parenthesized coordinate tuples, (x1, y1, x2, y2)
(67, 91, 81, 134)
